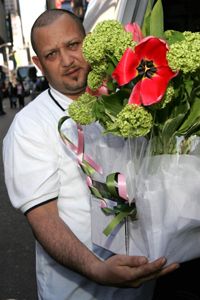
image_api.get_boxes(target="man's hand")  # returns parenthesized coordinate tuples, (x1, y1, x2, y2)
(90, 254, 179, 287)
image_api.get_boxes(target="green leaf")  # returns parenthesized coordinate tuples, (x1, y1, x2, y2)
(101, 90, 129, 116)
(93, 100, 108, 124)
(165, 101, 190, 135)
(92, 90, 129, 126)
(162, 113, 186, 140)
(177, 97, 200, 136)
(183, 120, 200, 137)
(106, 53, 119, 67)
(149, 0, 164, 38)
(142, 0, 153, 36)
(151, 100, 190, 153)
(103, 126, 121, 136)
(106, 61, 116, 76)
(184, 78, 194, 97)
(142, 0, 164, 38)
(170, 98, 190, 119)
(191, 84, 200, 100)
(164, 30, 185, 45)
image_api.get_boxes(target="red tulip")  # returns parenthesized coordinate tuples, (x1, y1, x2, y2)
(112, 36, 178, 106)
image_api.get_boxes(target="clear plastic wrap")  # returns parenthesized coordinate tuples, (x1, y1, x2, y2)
(85, 125, 200, 264)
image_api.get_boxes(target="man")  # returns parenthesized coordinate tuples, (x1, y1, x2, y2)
(3, 9, 178, 300)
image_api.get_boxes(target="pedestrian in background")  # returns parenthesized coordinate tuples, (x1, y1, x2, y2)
(8, 81, 17, 109)
(0, 86, 6, 115)
(0, 66, 6, 115)
(16, 79, 25, 109)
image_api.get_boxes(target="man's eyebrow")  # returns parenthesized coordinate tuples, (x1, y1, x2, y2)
(64, 38, 82, 45)
(43, 48, 57, 55)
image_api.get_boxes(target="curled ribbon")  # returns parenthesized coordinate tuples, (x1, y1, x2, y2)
(58, 116, 102, 175)
(58, 116, 136, 236)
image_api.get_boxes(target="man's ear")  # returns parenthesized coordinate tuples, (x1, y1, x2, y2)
(32, 56, 43, 74)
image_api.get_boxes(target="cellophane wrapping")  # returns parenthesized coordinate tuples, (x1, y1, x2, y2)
(86, 125, 200, 264)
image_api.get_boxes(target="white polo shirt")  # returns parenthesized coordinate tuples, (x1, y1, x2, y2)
(3, 87, 155, 300)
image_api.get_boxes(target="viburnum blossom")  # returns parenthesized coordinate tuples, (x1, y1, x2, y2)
(112, 36, 178, 106)
(68, 92, 96, 125)
(82, 20, 135, 90)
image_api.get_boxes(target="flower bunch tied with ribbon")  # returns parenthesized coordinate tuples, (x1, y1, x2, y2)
(60, 0, 200, 261)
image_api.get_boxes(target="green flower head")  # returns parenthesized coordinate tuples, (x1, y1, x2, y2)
(167, 31, 200, 74)
(83, 20, 135, 70)
(106, 104, 153, 138)
(68, 93, 97, 125)
(87, 71, 104, 90)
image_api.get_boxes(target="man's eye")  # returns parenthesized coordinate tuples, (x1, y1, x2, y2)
(68, 42, 79, 50)
(46, 51, 57, 60)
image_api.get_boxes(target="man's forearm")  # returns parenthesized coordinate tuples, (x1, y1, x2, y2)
(26, 200, 101, 280)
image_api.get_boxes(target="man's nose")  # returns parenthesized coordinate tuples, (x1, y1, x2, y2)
(60, 49, 74, 67)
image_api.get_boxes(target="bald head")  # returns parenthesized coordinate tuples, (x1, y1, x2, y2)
(31, 9, 86, 54)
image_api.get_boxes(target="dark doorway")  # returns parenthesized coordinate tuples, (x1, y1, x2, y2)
(162, 0, 200, 31)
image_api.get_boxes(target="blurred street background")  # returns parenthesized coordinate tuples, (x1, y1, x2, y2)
(0, 96, 37, 300)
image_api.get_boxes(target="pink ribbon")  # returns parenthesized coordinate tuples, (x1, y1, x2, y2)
(61, 124, 102, 174)
(117, 173, 129, 201)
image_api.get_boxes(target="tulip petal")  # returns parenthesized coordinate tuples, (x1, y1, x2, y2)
(156, 66, 178, 79)
(139, 75, 172, 106)
(112, 48, 140, 86)
(129, 66, 177, 106)
(129, 77, 163, 106)
(128, 82, 142, 105)
(140, 77, 168, 105)
(135, 37, 169, 66)
(124, 22, 143, 42)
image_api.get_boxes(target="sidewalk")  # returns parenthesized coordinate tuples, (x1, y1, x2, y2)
(0, 97, 37, 300)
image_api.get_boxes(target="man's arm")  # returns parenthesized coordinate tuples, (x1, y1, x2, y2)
(26, 200, 179, 288)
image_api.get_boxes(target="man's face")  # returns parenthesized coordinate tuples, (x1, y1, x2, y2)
(32, 15, 90, 99)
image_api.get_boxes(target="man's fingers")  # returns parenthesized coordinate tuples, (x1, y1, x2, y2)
(110, 254, 148, 267)
(128, 257, 167, 279)
(129, 261, 180, 288)
(104, 255, 179, 288)
(114, 255, 166, 268)
(157, 262, 180, 277)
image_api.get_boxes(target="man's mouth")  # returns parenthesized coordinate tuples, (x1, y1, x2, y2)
(63, 67, 80, 77)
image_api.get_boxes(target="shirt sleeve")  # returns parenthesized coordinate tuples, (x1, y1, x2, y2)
(3, 113, 60, 213)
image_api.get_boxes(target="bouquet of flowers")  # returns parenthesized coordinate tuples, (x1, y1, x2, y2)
(60, 0, 200, 264)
